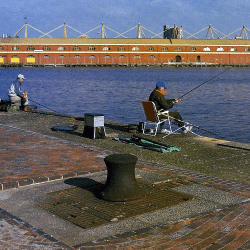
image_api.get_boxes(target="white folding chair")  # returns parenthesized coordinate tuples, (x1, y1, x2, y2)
(141, 101, 173, 136)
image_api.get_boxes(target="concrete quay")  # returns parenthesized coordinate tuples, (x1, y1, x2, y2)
(0, 110, 249, 249)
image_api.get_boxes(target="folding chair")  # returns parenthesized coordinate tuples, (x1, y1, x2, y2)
(141, 101, 173, 136)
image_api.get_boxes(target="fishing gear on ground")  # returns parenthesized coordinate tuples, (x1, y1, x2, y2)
(114, 134, 180, 153)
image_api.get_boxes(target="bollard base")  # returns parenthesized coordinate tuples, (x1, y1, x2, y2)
(100, 185, 146, 202)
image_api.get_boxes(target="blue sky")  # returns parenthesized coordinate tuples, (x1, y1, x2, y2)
(1, 0, 250, 39)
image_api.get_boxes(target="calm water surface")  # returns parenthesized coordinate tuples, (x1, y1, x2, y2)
(0, 67, 249, 143)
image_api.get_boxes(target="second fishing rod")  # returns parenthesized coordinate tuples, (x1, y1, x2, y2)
(176, 68, 231, 100)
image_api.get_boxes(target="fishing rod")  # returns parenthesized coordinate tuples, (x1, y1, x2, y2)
(177, 68, 231, 100)
(182, 121, 227, 140)
(159, 111, 227, 140)
(29, 98, 58, 113)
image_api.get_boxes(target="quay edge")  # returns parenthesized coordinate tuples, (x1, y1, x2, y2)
(0, 110, 249, 186)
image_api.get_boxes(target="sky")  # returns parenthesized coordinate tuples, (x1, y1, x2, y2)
(1, 0, 250, 39)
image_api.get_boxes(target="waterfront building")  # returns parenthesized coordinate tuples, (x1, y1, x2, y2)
(1, 24, 250, 66)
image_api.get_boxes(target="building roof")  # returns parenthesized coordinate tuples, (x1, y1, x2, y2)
(1, 38, 250, 46)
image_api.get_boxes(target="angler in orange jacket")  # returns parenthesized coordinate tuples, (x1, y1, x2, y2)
(149, 81, 192, 133)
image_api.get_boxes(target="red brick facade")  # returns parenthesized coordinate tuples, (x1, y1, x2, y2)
(1, 38, 250, 65)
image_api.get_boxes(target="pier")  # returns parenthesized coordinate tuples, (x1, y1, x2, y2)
(0, 109, 249, 249)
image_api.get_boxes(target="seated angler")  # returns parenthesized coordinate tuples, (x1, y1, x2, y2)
(149, 81, 192, 133)
(8, 74, 29, 111)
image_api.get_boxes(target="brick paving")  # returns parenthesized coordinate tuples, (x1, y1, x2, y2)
(79, 203, 250, 249)
(0, 208, 67, 250)
(0, 120, 250, 249)
(0, 126, 107, 190)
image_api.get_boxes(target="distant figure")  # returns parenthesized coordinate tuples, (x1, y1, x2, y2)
(149, 81, 192, 133)
(8, 74, 29, 111)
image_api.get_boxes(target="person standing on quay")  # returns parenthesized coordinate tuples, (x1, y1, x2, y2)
(8, 74, 29, 111)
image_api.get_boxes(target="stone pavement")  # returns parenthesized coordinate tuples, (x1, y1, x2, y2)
(0, 112, 250, 249)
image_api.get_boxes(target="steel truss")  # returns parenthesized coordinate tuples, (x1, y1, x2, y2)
(13, 23, 250, 40)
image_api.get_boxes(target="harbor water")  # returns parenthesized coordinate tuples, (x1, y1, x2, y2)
(0, 67, 249, 144)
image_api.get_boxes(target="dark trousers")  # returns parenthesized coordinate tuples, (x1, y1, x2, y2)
(169, 111, 184, 127)
(159, 111, 184, 127)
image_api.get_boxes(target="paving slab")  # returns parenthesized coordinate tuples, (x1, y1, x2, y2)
(173, 184, 250, 206)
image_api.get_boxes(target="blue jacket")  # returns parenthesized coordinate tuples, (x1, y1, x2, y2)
(8, 79, 24, 97)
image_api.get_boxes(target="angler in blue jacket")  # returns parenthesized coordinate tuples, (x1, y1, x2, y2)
(8, 74, 29, 111)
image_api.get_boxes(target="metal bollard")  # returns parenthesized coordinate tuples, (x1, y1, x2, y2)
(100, 154, 146, 202)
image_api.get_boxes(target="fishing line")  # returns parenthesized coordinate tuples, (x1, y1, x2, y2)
(177, 68, 231, 100)
(29, 98, 58, 113)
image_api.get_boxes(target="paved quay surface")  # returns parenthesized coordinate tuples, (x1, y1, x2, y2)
(0, 110, 250, 249)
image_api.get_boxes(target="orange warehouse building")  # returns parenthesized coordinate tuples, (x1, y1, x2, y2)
(1, 37, 250, 66)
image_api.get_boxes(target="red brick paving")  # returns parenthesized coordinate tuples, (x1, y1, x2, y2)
(0, 127, 107, 188)
(79, 204, 250, 249)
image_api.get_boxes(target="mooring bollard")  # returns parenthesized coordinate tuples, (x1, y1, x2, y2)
(100, 154, 146, 202)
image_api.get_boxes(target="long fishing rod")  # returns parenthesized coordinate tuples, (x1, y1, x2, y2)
(29, 98, 58, 113)
(159, 111, 227, 140)
(177, 68, 231, 100)
(182, 120, 227, 140)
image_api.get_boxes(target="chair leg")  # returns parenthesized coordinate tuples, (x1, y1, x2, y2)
(142, 123, 146, 135)
(162, 126, 183, 138)
(141, 122, 153, 136)
(167, 117, 172, 133)
(154, 124, 159, 136)
(141, 122, 160, 136)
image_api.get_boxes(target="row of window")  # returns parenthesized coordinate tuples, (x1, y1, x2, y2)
(4, 45, 159, 51)
(9, 55, 155, 59)
(1, 45, 250, 52)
